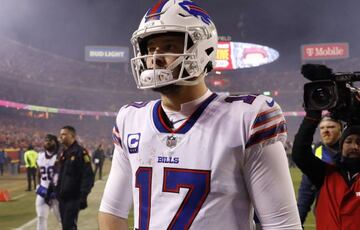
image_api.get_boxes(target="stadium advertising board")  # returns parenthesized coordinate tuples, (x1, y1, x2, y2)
(215, 42, 279, 70)
(215, 42, 234, 70)
(85, 46, 129, 63)
(301, 43, 349, 60)
(0, 99, 307, 118)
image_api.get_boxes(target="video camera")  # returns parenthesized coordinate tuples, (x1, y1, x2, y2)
(301, 64, 360, 125)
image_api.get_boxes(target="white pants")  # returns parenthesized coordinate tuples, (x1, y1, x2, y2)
(35, 195, 61, 230)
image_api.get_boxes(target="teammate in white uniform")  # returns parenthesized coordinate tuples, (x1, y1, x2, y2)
(99, 0, 301, 229)
(36, 134, 61, 230)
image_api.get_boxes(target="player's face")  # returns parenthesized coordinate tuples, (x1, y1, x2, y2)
(319, 120, 342, 146)
(146, 34, 185, 74)
(44, 138, 56, 152)
(59, 129, 75, 147)
(342, 134, 360, 158)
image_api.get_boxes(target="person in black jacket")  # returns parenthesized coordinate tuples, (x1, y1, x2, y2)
(57, 125, 94, 230)
(292, 110, 360, 229)
(92, 144, 105, 180)
(296, 115, 342, 225)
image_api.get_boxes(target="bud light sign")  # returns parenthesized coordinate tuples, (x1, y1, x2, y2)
(85, 46, 129, 63)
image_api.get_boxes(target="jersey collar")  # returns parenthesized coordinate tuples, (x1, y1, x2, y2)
(45, 151, 56, 159)
(153, 93, 217, 134)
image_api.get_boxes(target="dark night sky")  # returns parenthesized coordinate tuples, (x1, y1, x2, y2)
(0, 0, 359, 71)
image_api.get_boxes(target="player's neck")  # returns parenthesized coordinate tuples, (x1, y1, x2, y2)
(161, 82, 208, 111)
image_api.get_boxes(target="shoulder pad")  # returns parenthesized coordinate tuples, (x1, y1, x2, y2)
(246, 95, 287, 148)
(125, 101, 150, 109)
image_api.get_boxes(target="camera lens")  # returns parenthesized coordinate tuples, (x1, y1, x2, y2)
(304, 80, 337, 110)
(311, 87, 331, 107)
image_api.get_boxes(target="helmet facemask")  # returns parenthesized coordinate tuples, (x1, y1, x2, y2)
(131, 28, 212, 89)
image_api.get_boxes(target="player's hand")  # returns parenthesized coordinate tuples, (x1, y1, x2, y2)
(79, 197, 88, 210)
(44, 196, 51, 206)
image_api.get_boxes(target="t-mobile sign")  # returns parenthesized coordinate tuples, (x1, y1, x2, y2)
(301, 43, 349, 60)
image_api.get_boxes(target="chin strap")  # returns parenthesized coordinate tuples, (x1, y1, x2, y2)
(176, 72, 206, 86)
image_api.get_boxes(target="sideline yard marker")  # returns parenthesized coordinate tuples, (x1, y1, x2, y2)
(0, 189, 11, 202)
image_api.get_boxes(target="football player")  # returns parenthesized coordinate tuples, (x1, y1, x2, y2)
(99, 0, 301, 229)
(36, 134, 61, 230)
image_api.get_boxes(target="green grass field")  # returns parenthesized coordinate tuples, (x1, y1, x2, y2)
(0, 163, 315, 229)
(290, 167, 316, 229)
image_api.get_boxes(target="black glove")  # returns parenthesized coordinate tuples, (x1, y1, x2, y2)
(79, 197, 88, 210)
(44, 183, 56, 206)
(305, 109, 322, 121)
(44, 196, 51, 206)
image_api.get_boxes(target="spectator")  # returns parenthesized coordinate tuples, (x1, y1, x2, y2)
(0, 148, 7, 175)
(92, 144, 105, 180)
(293, 110, 360, 229)
(57, 125, 94, 230)
(296, 115, 342, 224)
(9, 154, 19, 175)
(24, 144, 38, 191)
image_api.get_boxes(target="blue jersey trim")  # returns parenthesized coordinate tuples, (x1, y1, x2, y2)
(152, 93, 217, 134)
(246, 121, 287, 148)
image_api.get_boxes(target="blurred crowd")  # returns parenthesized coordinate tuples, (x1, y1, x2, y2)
(0, 36, 359, 177)
(0, 108, 114, 176)
(1, 36, 359, 114)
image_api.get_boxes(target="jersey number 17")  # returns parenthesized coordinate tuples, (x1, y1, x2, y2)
(136, 167, 211, 230)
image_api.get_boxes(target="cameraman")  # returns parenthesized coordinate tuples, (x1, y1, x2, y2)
(296, 115, 342, 225)
(292, 109, 360, 229)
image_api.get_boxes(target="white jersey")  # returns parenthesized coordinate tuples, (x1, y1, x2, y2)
(37, 151, 58, 188)
(100, 93, 301, 230)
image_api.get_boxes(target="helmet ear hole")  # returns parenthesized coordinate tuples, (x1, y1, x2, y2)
(205, 61, 213, 73)
(187, 37, 194, 50)
(205, 47, 214, 56)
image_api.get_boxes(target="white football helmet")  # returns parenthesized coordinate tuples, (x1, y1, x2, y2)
(130, 0, 218, 89)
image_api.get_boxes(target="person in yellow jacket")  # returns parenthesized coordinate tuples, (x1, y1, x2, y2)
(24, 144, 38, 191)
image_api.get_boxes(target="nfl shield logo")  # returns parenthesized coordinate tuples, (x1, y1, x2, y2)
(166, 135, 177, 148)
